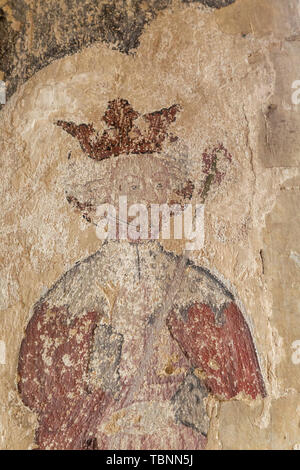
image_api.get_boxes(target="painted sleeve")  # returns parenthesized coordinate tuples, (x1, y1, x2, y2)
(167, 301, 266, 400)
(17, 302, 112, 449)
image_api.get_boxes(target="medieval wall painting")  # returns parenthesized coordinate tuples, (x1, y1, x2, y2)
(0, 0, 299, 451)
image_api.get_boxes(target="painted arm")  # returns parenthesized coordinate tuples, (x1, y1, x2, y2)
(18, 302, 111, 449)
(167, 301, 266, 400)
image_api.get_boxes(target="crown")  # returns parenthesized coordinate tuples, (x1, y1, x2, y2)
(56, 98, 181, 161)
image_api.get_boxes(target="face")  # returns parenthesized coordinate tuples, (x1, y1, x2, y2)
(111, 155, 177, 207)
(65, 153, 192, 233)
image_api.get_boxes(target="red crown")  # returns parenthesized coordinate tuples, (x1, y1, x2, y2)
(56, 98, 181, 161)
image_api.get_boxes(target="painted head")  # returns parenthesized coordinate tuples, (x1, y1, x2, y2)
(56, 99, 231, 242)
(57, 99, 196, 241)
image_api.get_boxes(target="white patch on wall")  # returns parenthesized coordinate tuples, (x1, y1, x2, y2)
(0, 341, 6, 365)
(0, 275, 9, 310)
(0, 271, 19, 310)
(290, 251, 300, 269)
(0, 417, 4, 446)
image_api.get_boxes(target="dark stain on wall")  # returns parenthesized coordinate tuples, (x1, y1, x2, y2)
(0, 0, 172, 102)
(172, 371, 209, 435)
(0, 0, 235, 104)
(0, 7, 18, 85)
(182, 0, 235, 7)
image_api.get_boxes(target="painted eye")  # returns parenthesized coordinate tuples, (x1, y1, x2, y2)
(156, 183, 163, 189)
(131, 184, 139, 190)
